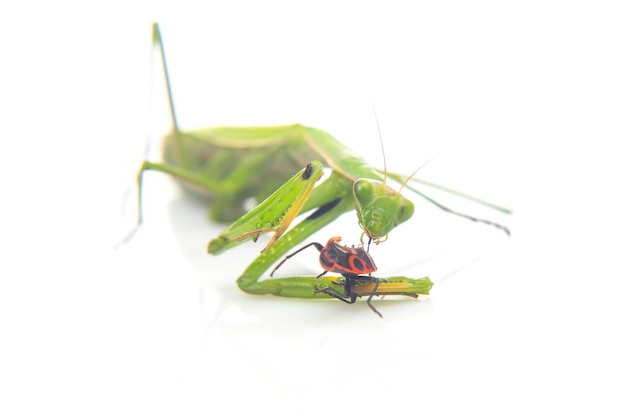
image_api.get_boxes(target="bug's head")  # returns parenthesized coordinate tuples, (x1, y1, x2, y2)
(353, 179, 414, 243)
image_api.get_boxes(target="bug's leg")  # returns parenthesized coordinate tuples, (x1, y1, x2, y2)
(351, 275, 382, 318)
(313, 275, 382, 318)
(314, 285, 354, 305)
(363, 277, 381, 318)
(313, 274, 358, 305)
(270, 242, 324, 277)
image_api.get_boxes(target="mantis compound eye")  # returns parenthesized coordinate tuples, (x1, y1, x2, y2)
(396, 199, 414, 225)
(353, 179, 374, 208)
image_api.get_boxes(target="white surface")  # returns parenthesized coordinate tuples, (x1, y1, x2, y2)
(2, 2, 625, 416)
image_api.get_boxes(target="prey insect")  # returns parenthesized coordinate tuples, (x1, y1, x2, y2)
(270, 236, 378, 279)
(271, 236, 432, 318)
(123, 23, 510, 305)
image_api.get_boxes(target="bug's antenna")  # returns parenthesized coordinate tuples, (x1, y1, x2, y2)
(399, 155, 439, 193)
(371, 104, 387, 184)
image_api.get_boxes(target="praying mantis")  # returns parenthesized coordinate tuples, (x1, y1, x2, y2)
(129, 23, 511, 310)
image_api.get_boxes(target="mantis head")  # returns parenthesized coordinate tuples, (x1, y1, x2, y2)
(353, 178, 414, 243)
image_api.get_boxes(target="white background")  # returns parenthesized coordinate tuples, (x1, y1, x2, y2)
(2, 1, 625, 416)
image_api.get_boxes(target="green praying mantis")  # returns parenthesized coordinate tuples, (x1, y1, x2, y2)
(127, 23, 511, 311)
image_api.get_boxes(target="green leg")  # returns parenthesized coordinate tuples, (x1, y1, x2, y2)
(135, 160, 223, 227)
(129, 144, 291, 240)
(236, 189, 355, 296)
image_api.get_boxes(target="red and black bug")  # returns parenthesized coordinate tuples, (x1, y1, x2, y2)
(270, 236, 384, 317)
(270, 236, 376, 278)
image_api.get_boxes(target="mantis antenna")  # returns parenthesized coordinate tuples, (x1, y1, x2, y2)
(370, 103, 437, 193)
(399, 155, 439, 194)
(370, 104, 388, 184)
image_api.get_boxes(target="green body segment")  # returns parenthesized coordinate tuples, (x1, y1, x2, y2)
(153, 122, 417, 245)
(162, 125, 319, 222)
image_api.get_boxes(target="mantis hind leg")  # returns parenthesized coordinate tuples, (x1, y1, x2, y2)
(121, 145, 289, 243)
